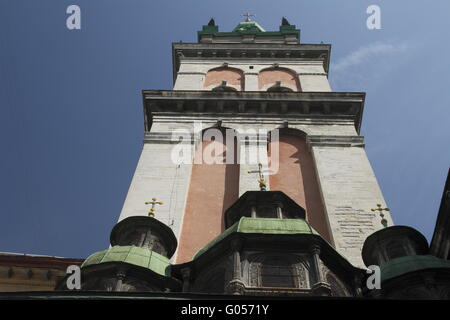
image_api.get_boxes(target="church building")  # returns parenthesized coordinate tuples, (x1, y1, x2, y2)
(1, 16, 450, 299)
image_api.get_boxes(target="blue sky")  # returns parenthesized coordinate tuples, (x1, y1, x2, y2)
(0, 1, 449, 258)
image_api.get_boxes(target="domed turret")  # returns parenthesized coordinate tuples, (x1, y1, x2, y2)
(110, 216, 177, 259)
(362, 226, 429, 267)
(57, 215, 180, 292)
(362, 226, 450, 299)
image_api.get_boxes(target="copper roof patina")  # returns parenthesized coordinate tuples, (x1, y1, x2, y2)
(82, 245, 171, 277)
(194, 217, 318, 259)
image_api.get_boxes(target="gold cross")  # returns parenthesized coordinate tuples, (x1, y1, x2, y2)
(242, 13, 255, 22)
(371, 204, 390, 228)
(247, 163, 269, 191)
(145, 197, 163, 217)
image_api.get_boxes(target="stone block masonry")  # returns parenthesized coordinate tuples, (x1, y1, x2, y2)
(311, 146, 393, 267)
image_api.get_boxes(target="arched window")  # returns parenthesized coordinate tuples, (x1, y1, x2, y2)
(260, 258, 295, 287)
(256, 205, 279, 218)
(258, 67, 300, 91)
(204, 67, 244, 91)
(249, 254, 310, 289)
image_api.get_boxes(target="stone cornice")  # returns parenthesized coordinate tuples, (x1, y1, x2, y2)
(0, 253, 84, 269)
(307, 135, 365, 148)
(144, 132, 192, 144)
(176, 71, 206, 76)
(152, 115, 355, 126)
(142, 90, 365, 134)
(144, 133, 365, 148)
(297, 72, 328, 76)
(175, 71, 328, 76)
(144, 131, 269, 145)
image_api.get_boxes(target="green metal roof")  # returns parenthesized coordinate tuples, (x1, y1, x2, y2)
(194, 217, 318, 259)
(81, 246, 171, 277)
(381, 255, 450, 282)
(197, 23, 299, 38)
(232, 21, 266, 33)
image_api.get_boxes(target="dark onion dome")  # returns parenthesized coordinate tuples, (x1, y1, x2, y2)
(110, 216, 177, 259)
(362, 225, 429, 267)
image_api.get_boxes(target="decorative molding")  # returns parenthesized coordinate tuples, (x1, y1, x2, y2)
(143, 90, 365, 134)
(176, 72, 206, 76)
(152, 114, 354, 126)
(307, 135, 365, 148)
(144, 131, 269, 146)
(297, 72, 328, 76)
(144, 132, 193, 144)
(225, 279, 245, 295)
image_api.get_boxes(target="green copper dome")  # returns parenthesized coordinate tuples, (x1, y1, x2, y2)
(232, 21, 266, 33)
(194, 217, 318, 259)
(381, 255, 450, 282)
(82, 246, 171, 277)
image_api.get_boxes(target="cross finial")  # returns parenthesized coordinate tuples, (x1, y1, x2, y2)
(145, 197, 163, 217)
(242, 12, 255, 22)
(371, 204, 390, 228)
(247, 163, 269, 191)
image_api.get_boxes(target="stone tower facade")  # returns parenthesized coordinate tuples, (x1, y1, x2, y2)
(117, 18, 393, 268)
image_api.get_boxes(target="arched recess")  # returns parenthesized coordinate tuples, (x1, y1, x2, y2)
(203, 66, 244, 91)
(268, 128, 332, 243)
(248, 253, 311, 288)
(212, 84, 238, 92)
(267, 83, 294, 92)
(176, 126, 240, 263)
(258, 67, 301, 91)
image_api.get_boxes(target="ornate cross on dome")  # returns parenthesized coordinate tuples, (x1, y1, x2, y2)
(145, 197, 163, 217)
(242, 12, 255, 22)
(371, 204, 390, 228)
(247, 163, 269, 191)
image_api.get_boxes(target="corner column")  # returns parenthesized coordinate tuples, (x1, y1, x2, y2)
(226, 238, 245, 295)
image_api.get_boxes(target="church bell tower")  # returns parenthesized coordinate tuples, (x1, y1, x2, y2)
(118, 16, 393, 268)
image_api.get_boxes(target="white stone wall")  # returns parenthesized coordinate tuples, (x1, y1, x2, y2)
(118, 142, 192, 242)
(173, 59, 331, 92)
(173, 73, 204, 90)
(311, 146, 393, 267)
